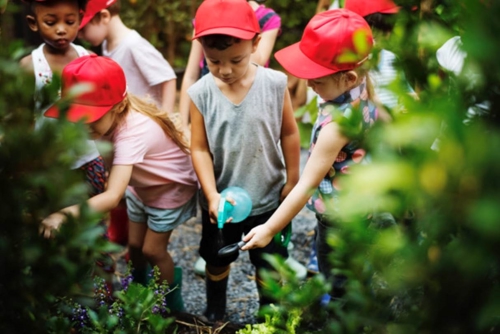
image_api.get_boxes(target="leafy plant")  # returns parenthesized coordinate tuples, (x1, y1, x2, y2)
(49, 265, 175, 334)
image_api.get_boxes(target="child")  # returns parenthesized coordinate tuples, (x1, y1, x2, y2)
(179, 0, 281, 134)
(78, 0, 177, 114)
(19, 0, 106, 202)
(40, 55, 199, 312)
(345, 0, 415, 110)
(242, 9, 377, 302)
(188, 0, 300, 322)
(78, 0, 179, 250)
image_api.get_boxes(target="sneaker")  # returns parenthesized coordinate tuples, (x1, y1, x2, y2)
(307, 245, 319, 275)
(285, 256, 307, 280)
(194, 257, 206, 277)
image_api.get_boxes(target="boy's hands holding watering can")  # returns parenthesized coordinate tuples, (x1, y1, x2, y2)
(207, 192, 235, 225)
(241, 224, 275, 250)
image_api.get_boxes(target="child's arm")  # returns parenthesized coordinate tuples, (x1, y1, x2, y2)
(40, 165, 133, 238)
(159, 78, 177, 115)
(242, 122, 349, 250)
(179, 39, 203, 135)
(190, 100, 219, 224)
(251, 28, 279, 66)
(279, 88, 301, 200)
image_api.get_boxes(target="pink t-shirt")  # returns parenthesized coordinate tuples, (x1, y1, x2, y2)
(106, 110, 198, 209)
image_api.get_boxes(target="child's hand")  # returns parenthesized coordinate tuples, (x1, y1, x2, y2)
(241, 224, 274, 250)
(39, 212, 66, 238)
(207, 192, 222, 224)
(280, 182, 295, 202)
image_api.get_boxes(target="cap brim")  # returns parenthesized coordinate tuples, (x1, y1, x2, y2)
(79, 15, 92, 29)
(275, 43, 338, 80)
(193, 27, 257, 40)
(380, 6, 400, 13)
(44, 102, 111, 123)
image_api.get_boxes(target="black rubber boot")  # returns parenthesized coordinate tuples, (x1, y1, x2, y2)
(204, 275, 228, 322)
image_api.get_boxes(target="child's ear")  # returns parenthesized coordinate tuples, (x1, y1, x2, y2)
(251, 34, 261, 53)
(100, 9, 112, 24)
(345, 70, 359, 88)
(26, 15, 38, 32)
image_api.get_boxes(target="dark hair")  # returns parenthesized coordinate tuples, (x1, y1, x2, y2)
(363, 12, 396, 34)
(199, 34, 242, 51)
(26, 0, 88, 13)
(199, 33, 258, 51)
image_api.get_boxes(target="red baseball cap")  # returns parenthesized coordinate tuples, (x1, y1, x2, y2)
(193, 0, 260, 40)
(275, 9, 373, 80)
(44, 55, 127, 123)
(80, 0, 117, 29)
(344, 0, 399, 17)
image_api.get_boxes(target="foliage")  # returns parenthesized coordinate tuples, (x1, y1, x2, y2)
(49, 266, 175, 334)
(251, 0, 500, 333)
(0, 17, 118, 333)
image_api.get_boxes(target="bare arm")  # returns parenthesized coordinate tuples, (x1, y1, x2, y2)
(179, 39, 203, 132)
(159, 78, 177, 115)
(251, 28, 279, 66)
(190, 100, 219, 223)
(279, 88, 301, 200)
(242, 122, 349, 249)
(40, 164, 133, 238)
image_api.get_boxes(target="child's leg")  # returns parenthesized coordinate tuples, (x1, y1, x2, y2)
(142, 229, 174, 283)
(199, 209, 242, 322)
(128, 220, 149, 284)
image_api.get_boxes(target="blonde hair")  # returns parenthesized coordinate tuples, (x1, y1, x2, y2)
(331, 66, 375, 100)
(111, 94, 189, 154)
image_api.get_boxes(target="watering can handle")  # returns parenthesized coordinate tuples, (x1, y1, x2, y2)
(217, 196, 232, 229)
(273, 222, 292, 247)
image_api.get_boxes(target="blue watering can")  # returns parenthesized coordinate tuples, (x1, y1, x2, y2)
(217, 186, 253, 229)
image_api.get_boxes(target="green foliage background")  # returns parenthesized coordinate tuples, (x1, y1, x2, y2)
(1, 0, 500, 333)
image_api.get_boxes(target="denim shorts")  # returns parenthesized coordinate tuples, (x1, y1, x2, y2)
(125, 189, 197, 233)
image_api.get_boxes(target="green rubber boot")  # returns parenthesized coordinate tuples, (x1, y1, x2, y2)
(165, 266, 185, 313)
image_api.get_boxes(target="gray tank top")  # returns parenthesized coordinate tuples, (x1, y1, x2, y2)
(188, 65, 287, 215)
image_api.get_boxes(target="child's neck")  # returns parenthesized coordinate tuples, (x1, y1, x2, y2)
(42, 43, 78, 74)
(216, 63, 258, 105)
(104, 16, 131, 53)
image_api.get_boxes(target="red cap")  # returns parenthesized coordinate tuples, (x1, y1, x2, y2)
(193, 0, 260, 40)
(44, 55, 127, 123)
(275, 9, 373, 80)
(80, 0, 117, 29)
(344, 0, 399, 17)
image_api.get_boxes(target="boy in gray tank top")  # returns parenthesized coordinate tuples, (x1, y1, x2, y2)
(188, 0, 300, 323)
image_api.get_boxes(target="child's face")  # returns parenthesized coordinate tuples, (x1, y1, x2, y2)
(87, 108, 115, 139)
(203, 38, 258, 86)
(27, 0, 81, 51)
(307, 73, 352, 101)
(78, 14, 108, 47)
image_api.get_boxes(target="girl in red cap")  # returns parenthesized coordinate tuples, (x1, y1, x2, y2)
(41, 55, 198, 312)
(242, 8, 383, 303)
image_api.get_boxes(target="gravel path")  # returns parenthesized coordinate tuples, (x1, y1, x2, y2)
(169, 149, 316, 325)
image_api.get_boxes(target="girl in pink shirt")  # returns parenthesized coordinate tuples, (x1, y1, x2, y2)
(41, 55, 198, 310)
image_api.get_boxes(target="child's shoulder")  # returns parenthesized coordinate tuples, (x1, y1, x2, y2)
(19, 54, 34, 72)
(257, 66, 287, 87)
